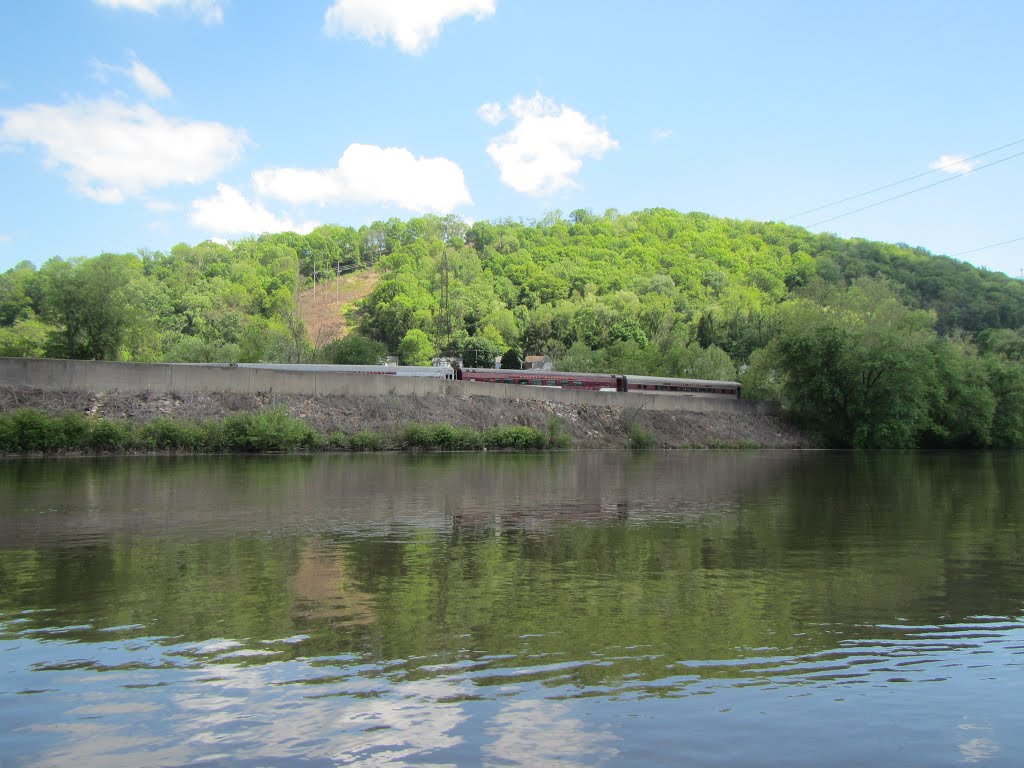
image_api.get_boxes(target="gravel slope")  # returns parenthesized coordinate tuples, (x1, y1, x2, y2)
(0, 387, 811, 448)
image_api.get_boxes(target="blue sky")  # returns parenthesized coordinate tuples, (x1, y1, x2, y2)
(1, 1, 1022, 276)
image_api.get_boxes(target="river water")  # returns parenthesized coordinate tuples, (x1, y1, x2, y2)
(0, 451, 1022, 767)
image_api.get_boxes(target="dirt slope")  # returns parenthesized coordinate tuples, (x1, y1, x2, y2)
(298, 270, 380, 347)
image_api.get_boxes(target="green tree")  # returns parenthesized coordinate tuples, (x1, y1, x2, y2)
(322, 333, 389, 365)
(983, 354, 1024, 448)
(0, 318, 51, 357)
(398, 328, 436, 366)
(0, 261, 42, 326)
(500, 347, 523, 370)
(557, 341, 606, 373)
(770, 279, 937, 447)
(664, 341, 737, 381)
(921, 337, 996, 447)
(461, 335, 503, 367)
(740, 347, 783, 401)
(40, 253, 149, 360)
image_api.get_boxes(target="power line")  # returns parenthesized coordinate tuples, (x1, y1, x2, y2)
(952, 236, 1024, 258)
(782, 137, 1024, 222)
(806, 149, 1024, 228)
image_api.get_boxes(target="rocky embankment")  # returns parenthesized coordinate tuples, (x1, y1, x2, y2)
(0, 387, 811, 449)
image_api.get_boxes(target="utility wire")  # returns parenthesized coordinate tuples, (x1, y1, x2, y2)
(952, 236, 1024, 258)
(782, 137, 1024, 222)
(806, 149, 1024, 228)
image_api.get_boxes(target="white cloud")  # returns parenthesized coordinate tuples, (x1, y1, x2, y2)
(129, 60, 172, 99)
(0, 98, 246, 203)
(930, 154, 976, 174)
(253, 166, 342, 207)
(253, 143, 472, 213)
(652, 128, 673, 142)
(483, 92, 619, 196)
(94, 0, 226, 24)
(0, 234, 11, 245)
(323, 0, 495, 54)
(92, 56, 172, 100)
(477, 101, 506, 126)
(190, 183, 319, 236)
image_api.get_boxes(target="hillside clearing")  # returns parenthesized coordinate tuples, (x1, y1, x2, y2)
(298, 270, 380, 346)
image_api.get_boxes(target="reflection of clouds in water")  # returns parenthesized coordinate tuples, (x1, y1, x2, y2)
(34, 660, 472, 767)
(182, 638, 244, 654)
(328, 679, 469, 766)
(959, 738, 1000, 764)
(174, 666, 472, 765)
(483, 699, 619, 767)
(958, 720, 1000, 764)
(29, 716, 193, 768)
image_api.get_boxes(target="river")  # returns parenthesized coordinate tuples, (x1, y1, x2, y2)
(1, 451, 1022, 766)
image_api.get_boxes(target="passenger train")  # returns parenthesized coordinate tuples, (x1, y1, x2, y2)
(207, 363, 742, 399)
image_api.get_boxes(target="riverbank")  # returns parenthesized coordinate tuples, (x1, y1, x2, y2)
(0, 387, 811, 452)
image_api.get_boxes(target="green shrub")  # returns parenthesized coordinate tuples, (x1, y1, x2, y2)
(0, 410, 573, 455)
(198, 419, 229, 452)
(628, 422, 655, 449)
(86, 419, 134, 451)
(143, 413, 322, 453)
(56, 413, 90, 449)
(139, 417, 203, 450)
(546, 418, 573, 449)
(402, 423, 483, 451)
(299, 426, 324, 450)
(349, 430, 384, 452)
(218, 408, 321, 452)
(246, 409, 295, 451)
(3, 410, 91, 452)
(482, 426, 546, 450)
(0, 410, 130, 453)
(448, 425, 484, 451)
(11, 409, 58, 452)
(221, 411, 255, 451)
(402, 423, 430, 448)
(0, 414, 17, 452)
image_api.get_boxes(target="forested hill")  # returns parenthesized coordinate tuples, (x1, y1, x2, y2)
(2, 208, 1024, 447)
(463, 207, 1024, 339)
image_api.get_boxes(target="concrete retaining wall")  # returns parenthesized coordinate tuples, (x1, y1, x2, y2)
(0, 358, 777, 416)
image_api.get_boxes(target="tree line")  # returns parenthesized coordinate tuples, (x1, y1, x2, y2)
(2, 208, 1023, 447)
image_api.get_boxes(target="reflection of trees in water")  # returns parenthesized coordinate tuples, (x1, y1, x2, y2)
(0, 452, 809, 545)
(767, 451, 1024, 622)
(1, 452, 1022, 680)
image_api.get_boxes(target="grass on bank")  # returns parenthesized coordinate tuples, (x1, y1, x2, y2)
(0, 408, 573, 454)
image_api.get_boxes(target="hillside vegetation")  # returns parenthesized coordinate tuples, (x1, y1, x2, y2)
(2, 208, 1023, 447)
